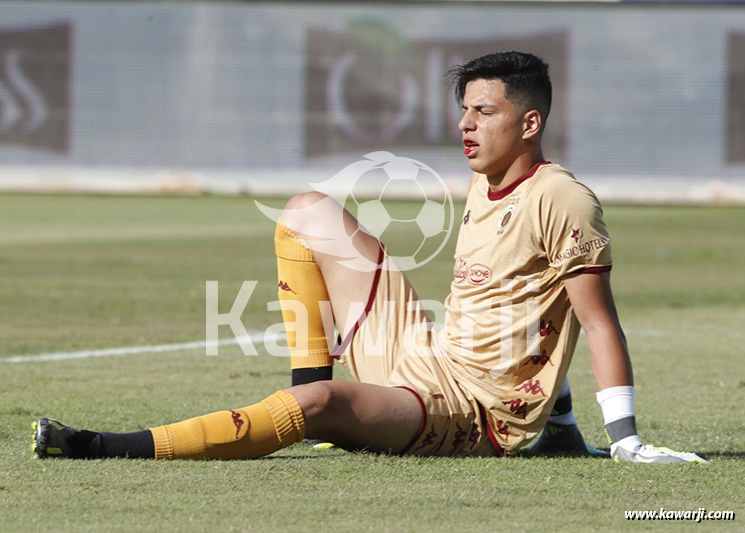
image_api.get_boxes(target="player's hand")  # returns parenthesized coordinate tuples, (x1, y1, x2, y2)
(612, 442, 708, 464)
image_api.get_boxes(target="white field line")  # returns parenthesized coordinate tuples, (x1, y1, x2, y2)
(1, 330, 275, 363)
(1, 327, 742, 364)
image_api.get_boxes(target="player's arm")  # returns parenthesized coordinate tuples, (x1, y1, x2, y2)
(563, 271, 707, 464)
(563, 271, 631, 390)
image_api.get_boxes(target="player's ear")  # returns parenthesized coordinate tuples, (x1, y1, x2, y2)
(521, 109, 542, 140)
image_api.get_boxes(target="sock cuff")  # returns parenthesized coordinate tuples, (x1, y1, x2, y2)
(262, 390, 306, 445)
(150, 425, 174, 460)
(596, 385, 635, 424)
(291, 349, 333, 369)
(548, 412, 577, 426)
(551, 392, 573, 416)
(292, 366, 333, 386)
(596, 385, 634, 404)
(275, 221, 314, 261)
(604, 415, 638, 444)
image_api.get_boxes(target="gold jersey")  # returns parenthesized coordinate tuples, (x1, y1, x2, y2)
(439, 162, 612, 451)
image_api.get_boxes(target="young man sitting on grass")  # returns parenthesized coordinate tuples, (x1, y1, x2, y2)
(33, 51, 706, 465)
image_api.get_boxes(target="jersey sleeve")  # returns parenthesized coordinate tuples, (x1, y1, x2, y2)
(538, 177, 612, 277)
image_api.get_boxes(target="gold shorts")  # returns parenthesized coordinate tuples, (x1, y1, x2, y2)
(333, 253, 503, 457)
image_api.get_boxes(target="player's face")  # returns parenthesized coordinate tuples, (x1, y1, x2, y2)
(458, 79, 525, 179)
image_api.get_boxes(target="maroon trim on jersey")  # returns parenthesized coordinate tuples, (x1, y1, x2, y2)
(395, 386, 428, 455)
(482, 407, 507, 457)
(487, 161, 550, 201)
(580, 265, 613, 274)
(331, 246, 385, 359)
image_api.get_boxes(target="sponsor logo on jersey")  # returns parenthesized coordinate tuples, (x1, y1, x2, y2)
(229, 410, 244, 439)
(468, 263, 491, 285)
(278, 281, 297, 294)
(416, 425, 439, 450)
(523, 350, 554, 366)
(454, 258, 468, 284)
(497, 204, 517, 235)
(571, 227, 583, 243)
(467, 424, 481, 450)
(495, 419, 510, 442)
(553, 235, 610, 265)
(515, 378, 547, 397)
(540, 319, 559, 337)
(452, 423, 467, 450)
(502, 398, 529, 418)
(462, 209, 471, 225)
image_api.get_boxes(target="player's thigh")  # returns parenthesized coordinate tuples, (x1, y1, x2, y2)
(335, 252, 430, 385)
(288, 381, 422, 454)
(282, 192, 381, 338)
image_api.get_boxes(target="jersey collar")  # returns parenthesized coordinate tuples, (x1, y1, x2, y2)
(487, 161, 550, 201)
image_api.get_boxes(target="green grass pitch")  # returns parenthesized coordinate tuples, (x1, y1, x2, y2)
(0, 193, 743, 531)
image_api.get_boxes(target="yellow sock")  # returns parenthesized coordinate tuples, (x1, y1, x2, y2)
(275, 221, 334, 371)
(149, 390, 305, 460)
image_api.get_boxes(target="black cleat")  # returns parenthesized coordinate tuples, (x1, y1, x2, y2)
(301, 438, 336, 450)
(521, 422, 609, 458)
(31, 418, 101, 459)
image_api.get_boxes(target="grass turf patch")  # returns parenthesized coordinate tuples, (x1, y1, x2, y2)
(1, 194, 743, 531)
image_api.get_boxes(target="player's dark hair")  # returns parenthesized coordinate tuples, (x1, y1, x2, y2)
(448, 51, 552, 126)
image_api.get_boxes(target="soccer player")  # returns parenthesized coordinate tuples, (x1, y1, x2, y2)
(33, 52, 705, 464)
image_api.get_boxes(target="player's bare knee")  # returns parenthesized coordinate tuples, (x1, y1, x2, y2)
(282, 192, 329, 228)
(283, 191, 327, 212)
(281, 192, 345, 244)
(287, 382, 336, 420)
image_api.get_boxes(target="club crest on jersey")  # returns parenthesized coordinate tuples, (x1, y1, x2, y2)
(497, 204, 517, 235)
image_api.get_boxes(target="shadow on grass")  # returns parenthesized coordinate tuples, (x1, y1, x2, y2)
(256, 454, 345, 461)
(518, 450, 745, 462)
(266, 448, 745, 462)
(699, 451, 745, 459)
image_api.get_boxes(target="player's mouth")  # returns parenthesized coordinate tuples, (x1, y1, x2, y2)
(463, 139, 479, 157)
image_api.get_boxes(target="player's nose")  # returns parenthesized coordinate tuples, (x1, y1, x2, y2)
(458, 111, 475, 132)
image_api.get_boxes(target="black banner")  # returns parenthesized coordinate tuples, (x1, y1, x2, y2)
(305, 23, 567, 160)
(0, 23, 71, 153)
(728, 33, 745, 163)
